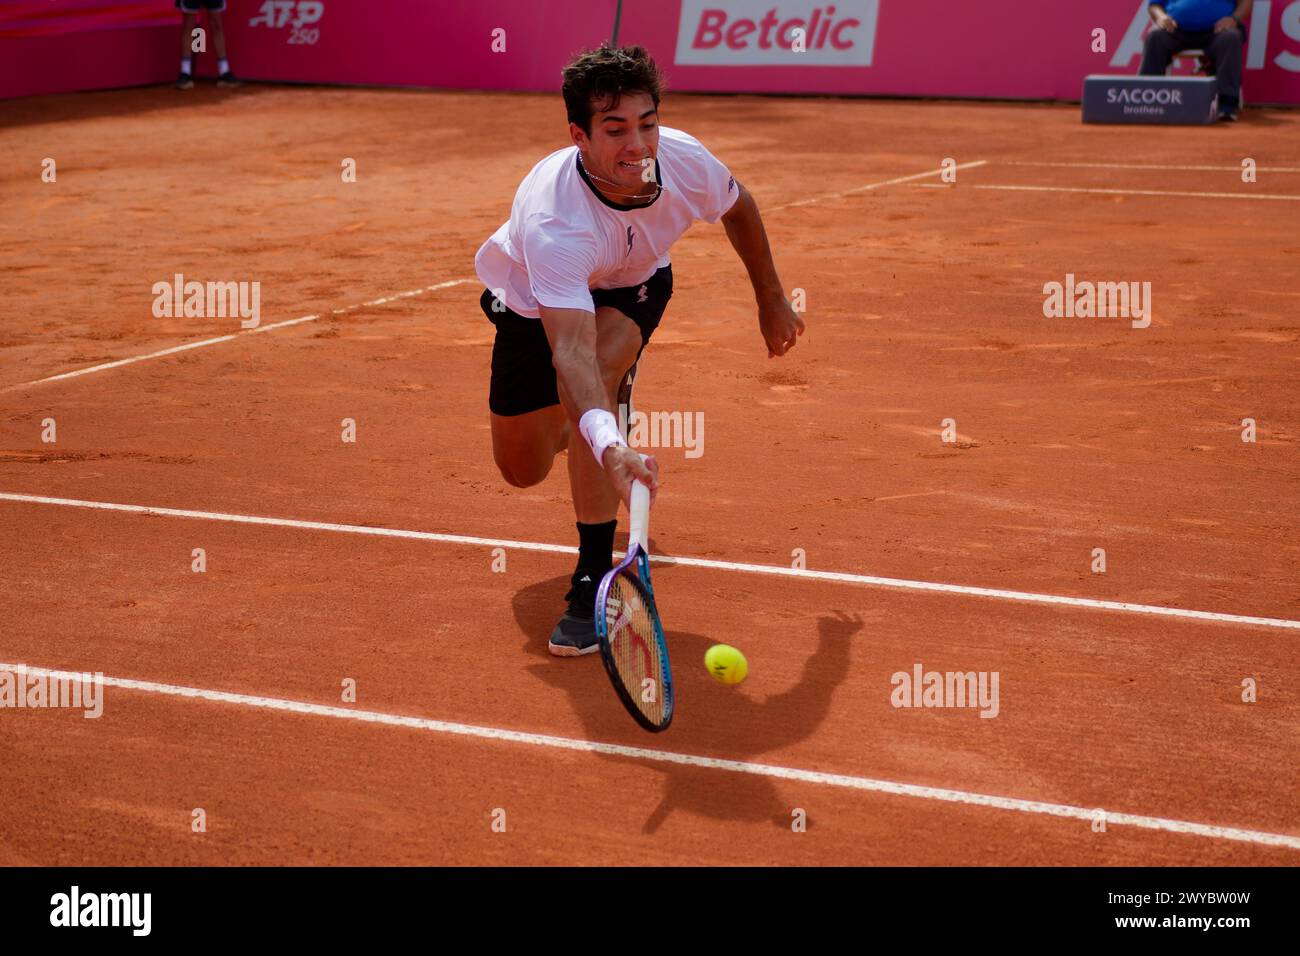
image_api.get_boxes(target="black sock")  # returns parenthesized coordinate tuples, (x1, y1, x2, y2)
(576, 520, 616, 574)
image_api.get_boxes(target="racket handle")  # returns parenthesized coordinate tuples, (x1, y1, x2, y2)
(628, 457, 651, 552)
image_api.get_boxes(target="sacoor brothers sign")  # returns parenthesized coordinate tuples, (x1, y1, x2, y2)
(1082, 75, 1218, 124)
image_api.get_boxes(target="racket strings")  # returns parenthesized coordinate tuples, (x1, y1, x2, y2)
(605, 574, 667, 726)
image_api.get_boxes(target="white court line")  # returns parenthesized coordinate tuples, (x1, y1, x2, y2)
(2, 278, 476, 393)
(3, 661, 1295, 851)
(996, 161, 1300, 173)
(772, 160, 989, 210)
(2, 491, 1296, 631)
(914, 183, 1300, 202)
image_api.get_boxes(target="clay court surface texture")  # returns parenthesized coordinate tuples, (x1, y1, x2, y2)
(1, 86, 1297, 865)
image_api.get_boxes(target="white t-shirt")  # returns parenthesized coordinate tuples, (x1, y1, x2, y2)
(475, 126, 738, 318)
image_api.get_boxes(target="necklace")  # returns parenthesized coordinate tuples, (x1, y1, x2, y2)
(578, 153, 661, 204)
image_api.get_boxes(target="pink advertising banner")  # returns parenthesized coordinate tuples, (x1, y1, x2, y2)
(2, 1, 1298, 104)
(207, 0, 617, 89)
(0, 1, 176, 37)
(0, 0, 617, 100)
(620, 0, 1300, 104)
(0, 1, 177, 99)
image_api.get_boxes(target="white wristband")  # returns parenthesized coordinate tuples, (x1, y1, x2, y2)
(578, 408, 626, 466)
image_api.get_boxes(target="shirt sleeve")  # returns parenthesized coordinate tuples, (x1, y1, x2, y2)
(521, 214, 598, 313)
(672, 132, 740, 224)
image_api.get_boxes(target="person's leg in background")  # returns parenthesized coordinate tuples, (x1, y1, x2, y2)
(1207, 24, 1245, 119)
(176, 8, 197, 89)
(208, 7, 240, 86)
(1139, 25, 1187, 75)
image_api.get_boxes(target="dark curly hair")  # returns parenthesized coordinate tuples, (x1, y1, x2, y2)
(561, 45, 665, 135)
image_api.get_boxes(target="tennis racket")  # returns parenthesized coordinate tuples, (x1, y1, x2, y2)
(595, 472, 674, 732)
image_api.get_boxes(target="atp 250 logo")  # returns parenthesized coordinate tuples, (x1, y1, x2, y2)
(249, 1, 324, 45)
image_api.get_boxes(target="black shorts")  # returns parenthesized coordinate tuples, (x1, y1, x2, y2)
(482, 265, 673, 416)
(176, 0, 226, 11)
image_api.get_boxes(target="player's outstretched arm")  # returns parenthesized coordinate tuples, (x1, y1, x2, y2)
(538, 304, 659, 503)
(721, 182, 806, 358)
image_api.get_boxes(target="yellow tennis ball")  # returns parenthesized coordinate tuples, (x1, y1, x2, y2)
(704, 644, 748, 684)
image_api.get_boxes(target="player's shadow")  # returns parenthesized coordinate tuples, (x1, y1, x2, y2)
(513, 572, 861, 834)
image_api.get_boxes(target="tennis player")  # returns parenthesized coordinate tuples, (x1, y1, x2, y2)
(475, 45, 803, 657)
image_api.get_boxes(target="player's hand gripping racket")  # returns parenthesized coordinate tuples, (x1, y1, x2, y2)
(595, 469, 674, 732)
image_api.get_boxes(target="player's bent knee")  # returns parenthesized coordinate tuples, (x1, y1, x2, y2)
(491, 416, 560, 487)
(495, 453, 552, 488)
(491, 424, 552, 485)
(501, 469, 540, 489)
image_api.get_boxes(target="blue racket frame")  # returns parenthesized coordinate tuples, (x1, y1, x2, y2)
(595, 544, 675, 733)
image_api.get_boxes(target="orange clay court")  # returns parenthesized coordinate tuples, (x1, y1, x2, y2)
(0, 86, 1297, 866)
